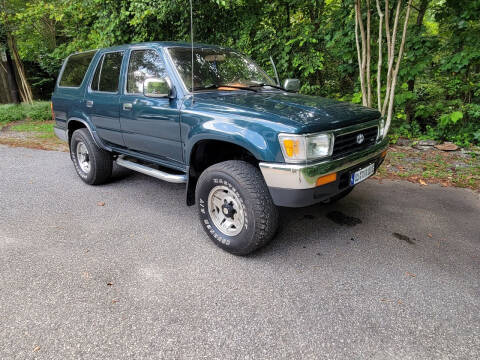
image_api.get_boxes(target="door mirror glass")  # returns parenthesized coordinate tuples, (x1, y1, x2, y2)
(283, 78, 300, 92)
(143, 78, 171, 98)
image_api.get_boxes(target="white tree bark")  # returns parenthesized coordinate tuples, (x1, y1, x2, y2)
(354, 0, 413, 136)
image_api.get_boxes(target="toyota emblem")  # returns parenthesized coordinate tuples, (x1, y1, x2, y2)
(356, 133, 365, 144)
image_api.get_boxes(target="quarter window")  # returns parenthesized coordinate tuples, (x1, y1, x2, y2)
(126, 49, 167, 94)
(91, 51, 123, 92)
(59, 51, 96, 87)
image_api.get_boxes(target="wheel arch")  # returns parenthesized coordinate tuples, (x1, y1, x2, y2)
(66, 118, 110, 151)
(186, 139, 260, 206)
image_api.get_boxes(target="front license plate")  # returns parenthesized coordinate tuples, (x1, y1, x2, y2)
(350, 163, 375, 185)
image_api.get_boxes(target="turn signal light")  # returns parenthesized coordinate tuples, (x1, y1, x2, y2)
(283, 139, 300, 157)
(316, 173, 337, 187)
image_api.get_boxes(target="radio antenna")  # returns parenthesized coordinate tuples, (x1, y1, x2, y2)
(190, 0, 194, 103)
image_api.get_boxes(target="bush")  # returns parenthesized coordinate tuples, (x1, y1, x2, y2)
(0, 101, 51, 124)
(0, 104, 26, 124)
(24, 101, 51, 121)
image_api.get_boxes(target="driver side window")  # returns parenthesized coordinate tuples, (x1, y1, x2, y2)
(126, 49, 167, 94)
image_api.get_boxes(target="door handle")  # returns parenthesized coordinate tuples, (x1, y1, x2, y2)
(86, 100, 94, 108)
(123, 103, 133, 111)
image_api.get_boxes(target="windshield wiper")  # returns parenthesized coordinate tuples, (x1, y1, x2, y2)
(192, 84, 257, 92)
(249, 83, 287, 91)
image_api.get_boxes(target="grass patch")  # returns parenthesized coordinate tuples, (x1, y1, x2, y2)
(10, 121, 55, 139)
(0, 101, 51, 124)
(10, 121, 53, 133)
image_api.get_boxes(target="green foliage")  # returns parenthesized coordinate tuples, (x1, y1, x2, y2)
(0, 101, 51, 124)
(1, 0, 479, 146)
(0, 104, 26, 123)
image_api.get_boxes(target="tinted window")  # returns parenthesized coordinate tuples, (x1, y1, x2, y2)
(91, 51, 123, 92)
(59, 51, 96, 87)
(127, 49, 167, 94)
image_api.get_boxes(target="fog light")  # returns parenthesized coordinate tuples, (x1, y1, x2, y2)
(316, 173, 337, 187)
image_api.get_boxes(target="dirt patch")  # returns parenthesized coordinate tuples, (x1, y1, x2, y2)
(0, 121, 68, 152)
(373, 145, 480, 191)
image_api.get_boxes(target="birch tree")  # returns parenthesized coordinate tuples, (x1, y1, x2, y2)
(0, 0, 33, 104)
(355, 0, 413, 135)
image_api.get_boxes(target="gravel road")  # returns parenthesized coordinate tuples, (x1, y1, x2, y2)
(1, 145, 479, 359)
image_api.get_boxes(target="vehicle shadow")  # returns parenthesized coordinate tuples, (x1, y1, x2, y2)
(110, 163, 135, 182)
(250, 188, 372, 258)
(106, 171, 374, 257)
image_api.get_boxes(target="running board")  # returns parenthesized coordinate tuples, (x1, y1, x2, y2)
(116, 156, 187, 184)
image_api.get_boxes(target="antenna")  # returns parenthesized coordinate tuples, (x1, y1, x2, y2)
(190, 0, 194, 103)
(270, 56, 280, 86)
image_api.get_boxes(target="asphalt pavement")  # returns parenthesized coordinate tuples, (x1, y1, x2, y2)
(0, 144, 479, 359)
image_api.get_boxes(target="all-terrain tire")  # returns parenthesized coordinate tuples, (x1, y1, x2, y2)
(70, 128, 112, 185)
(195, 160, 279, 255)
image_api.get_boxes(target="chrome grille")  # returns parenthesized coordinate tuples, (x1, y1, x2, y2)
(332, 126, 378, 159)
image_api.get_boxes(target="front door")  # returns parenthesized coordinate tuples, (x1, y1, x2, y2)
(86, 51, 125, 147)
(119, 48, 182, 164)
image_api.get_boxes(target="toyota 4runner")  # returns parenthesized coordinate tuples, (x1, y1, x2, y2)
(52, 42, 388, 255)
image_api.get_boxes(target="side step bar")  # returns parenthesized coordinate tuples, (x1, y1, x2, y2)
(116, 156, 187, 184)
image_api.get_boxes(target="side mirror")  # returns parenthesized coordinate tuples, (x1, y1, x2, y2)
(143, 77, 172, 98)
(283, 79, 300, 92)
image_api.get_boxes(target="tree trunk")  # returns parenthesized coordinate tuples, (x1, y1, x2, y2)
(7, 34, 33, 104)
(0, 48, 20, 104)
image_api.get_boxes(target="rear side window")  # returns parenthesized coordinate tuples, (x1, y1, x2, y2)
(59, 51, 96, 87)
(91, 51, 124, 93)
(126, 49, 167, 94)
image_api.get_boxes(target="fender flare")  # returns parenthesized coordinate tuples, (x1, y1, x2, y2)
(66, 118, 111, 151)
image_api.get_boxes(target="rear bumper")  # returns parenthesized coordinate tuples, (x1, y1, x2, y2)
(259, 139, 388, 207)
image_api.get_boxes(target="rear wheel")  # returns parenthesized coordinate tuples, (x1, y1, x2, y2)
(70, 128, 112, 185)
(196, 160, 279, 255)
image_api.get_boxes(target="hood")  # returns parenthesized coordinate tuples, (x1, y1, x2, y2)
(193, 91, 381, 133)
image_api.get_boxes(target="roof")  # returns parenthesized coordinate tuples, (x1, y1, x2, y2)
(98, 41, 226, 52)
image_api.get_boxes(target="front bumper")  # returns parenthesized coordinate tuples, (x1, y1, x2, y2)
(259, 139, 389, 207)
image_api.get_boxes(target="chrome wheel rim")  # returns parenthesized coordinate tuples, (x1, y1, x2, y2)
(208, 185, 245, 236)
(76, 141, 90, 173)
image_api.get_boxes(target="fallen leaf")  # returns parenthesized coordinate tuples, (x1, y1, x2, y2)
(97, 202, 105, 206)
(397, 300, 403, 304)
(380, 298, 393, 302)
(107, 282, 113, 286)
(427, 233, 433, 238)
(406, 272, 416, 277)
(33, 346, 41, 352)
(112, 299, 118, 304)
(419, 179, 427, 186)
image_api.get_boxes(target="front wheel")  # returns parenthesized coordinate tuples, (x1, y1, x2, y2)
(196, 160, 279, 255)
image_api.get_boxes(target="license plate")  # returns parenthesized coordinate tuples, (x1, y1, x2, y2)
(350, 163, 375, 185)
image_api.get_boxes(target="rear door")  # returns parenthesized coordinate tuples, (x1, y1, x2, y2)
(86, 51, 125, 147)
(52, 50, 97, 133)
(119, 48, 182, 163)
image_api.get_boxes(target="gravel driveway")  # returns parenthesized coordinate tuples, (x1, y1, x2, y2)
(1, 145, 479, 359)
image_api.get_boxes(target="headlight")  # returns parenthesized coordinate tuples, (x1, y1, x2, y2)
(279, 133, 333, 163)
(377, 117, 386, 141)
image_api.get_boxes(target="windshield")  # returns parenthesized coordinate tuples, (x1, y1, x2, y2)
(168, 47, 275, 91)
